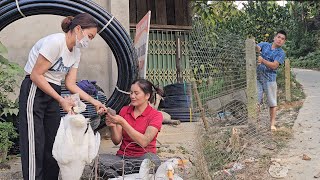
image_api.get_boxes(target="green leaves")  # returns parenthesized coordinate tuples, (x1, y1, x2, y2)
(0, 42, 23, 122)
(0, 122, 18, 161)
(192, 1, 240, 29)
(242, 1, 291, 43)
(1, 107, 19, 117)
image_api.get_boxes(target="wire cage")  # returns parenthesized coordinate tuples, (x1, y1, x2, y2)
(80, 143, 188, 180)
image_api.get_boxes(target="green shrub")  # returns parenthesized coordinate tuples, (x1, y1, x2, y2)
(290, 50, 320, 69)
(0, 122, 18, 162)
(0, 41, 23, 121)
(0, 42, 23, 161)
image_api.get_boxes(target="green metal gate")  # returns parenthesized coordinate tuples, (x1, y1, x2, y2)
(130, 29, 191, 87)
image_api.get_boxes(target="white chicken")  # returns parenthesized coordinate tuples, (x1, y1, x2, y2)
(52, 114, 100, 180)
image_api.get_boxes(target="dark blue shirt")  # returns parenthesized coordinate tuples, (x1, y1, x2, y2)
(257, 42, 285, 82)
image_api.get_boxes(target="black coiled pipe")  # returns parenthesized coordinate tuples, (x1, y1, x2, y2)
(0, 0, 137, 129)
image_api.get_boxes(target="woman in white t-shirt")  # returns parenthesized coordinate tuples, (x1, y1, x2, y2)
(18, 13, 106, 180)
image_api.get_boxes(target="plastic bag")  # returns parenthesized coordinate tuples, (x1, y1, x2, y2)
(77, 80, 98, 96)
(70, 93, 86, 114)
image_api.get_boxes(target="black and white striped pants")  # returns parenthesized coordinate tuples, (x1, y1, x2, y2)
(18, 75, 61, 180)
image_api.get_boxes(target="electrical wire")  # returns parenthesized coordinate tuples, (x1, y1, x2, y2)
(0, 0, 138, 129)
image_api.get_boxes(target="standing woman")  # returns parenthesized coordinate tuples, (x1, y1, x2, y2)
(18, 13, 105, 180)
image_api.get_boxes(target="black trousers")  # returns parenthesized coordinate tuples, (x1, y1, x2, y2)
(19, 76, 61, 180)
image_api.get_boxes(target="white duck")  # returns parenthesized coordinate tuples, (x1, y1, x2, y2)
(154, 158, 185, 180)
(52, 114, 100, 180)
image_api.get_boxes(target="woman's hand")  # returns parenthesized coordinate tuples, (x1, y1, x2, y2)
(59, 96, 75, 114)
(105, 117, 116, 127)
(106, 113, 124, 125)
(103, 108, 118, 127)
(91, 99, 107, 115)
(104, 109, 123, 145)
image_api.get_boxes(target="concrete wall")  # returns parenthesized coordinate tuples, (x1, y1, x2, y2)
(0, 0, 129, 98)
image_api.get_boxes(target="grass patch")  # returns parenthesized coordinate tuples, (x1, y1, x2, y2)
(293, 104, 303, 112)
(201, 128, 243, 173)
(272, 127, 293, 149)
(177, 146, 189, 154)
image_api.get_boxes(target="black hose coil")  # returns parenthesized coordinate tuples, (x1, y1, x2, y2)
(0, 0, 137, 124)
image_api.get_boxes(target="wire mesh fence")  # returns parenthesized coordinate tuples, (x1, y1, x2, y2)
(76, 141, 190, 180)
(67, 16, 293, 180)
(76, 17, 285, 179)
(78, 156, 189, 180)
(50, 14, 297, 180)
(189, 18, 279, 180)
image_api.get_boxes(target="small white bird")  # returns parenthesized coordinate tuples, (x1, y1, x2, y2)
(52, 114, 100, 180)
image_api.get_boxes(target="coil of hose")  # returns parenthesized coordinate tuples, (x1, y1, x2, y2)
(0, 0, 137, 129)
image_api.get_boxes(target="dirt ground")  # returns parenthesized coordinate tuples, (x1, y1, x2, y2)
(234, 100, 302, 180)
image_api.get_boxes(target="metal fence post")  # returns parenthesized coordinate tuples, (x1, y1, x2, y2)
(245, 38, 258, 126)
(285, 59, 291, 102)
(176, 32, 183, 83)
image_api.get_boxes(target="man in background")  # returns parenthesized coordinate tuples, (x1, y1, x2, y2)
(256, 30, 287, 131)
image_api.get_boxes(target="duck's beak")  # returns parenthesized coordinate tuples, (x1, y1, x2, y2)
(178, 159, 188, 167)
(167, 169, 174, 180)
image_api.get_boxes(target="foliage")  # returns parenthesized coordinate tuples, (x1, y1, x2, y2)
(0, 41, 23, 121)
(276, 65, 305, 102)
(192, 1, 320, 59)
(201, 128, 239, 173)
(0, 42, 22, 160)
(192, 1, 291, 41)
(0, 122, 18, 150)
(192, 1, 240, 29)
(291, 50, 320, 69)
(285, 1, 320, 58)
(242, 1, 290, 42)
(191, 0, 243, 45)
(195, 79, 225, 107)
(0, 122, 18, 162)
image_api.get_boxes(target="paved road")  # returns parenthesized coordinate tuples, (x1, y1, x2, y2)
(279, 68, 320, 180)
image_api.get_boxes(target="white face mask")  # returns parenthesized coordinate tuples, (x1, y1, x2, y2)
(75, 30, 90, 48)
